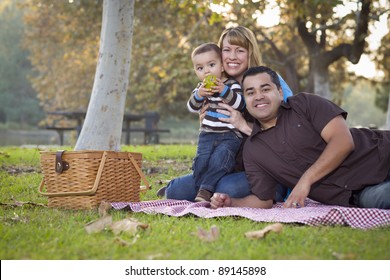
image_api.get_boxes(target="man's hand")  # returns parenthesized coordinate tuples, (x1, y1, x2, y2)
(283, 180, 311, 208)
(210, 193, 232, 209)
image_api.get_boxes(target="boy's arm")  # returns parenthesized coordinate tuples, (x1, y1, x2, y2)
(219, 80, 245, 111)
(187, 86, 205, 113)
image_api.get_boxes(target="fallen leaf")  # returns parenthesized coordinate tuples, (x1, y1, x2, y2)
(197, 225, 220, 242)
(110, 218, 148, 235)
(85, 215, 113, 234)
(140, 185, 150, 193)
(147, 253, 165, 260)
(332, 251, 357, 260)
(157, 179, 171, 185)
(98, 201, 112, 217)
(245, 223, 283, 239)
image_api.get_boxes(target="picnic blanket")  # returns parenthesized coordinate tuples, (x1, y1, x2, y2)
(111, 199, 390, 230)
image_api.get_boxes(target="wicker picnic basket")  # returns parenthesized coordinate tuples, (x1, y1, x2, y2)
(38, 150, 149, 210)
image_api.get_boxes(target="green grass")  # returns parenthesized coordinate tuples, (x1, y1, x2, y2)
(0, 145, 389, 260)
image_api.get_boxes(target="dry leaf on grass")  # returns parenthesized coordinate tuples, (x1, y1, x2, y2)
(245, 223, 283, 239)
(147, 253, 165, 260)
(98, 201, 112, 217)
(110, 218, 149, 235)
(197, 225, 220, 242)
(140, 185, 150, 193)
(157, 179, 171, 185)
(85, 215, 113, 234)
(332, 251, 357, 260)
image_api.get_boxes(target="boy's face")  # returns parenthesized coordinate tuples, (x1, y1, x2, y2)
(192, 50, 224, 81)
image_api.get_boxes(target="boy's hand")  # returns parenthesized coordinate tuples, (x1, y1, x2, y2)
(210, 193, 232, 209)
(197, 83, 214, 98)
(210, 78, 225, 94)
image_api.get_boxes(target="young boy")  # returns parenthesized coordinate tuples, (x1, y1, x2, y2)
(188, 43, 245, 202)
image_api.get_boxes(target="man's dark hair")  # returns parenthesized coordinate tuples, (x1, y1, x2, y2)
(242, 66, 281, 89)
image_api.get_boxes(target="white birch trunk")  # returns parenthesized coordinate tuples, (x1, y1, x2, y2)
(386, 93, 390, 129)
(313, 70, 331, 100)
(74, 0, 134, 151)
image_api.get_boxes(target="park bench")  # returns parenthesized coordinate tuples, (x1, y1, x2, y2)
(44, 111, 170, 145)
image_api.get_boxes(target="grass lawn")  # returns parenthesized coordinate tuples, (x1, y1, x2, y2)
(0, 145, 389, 260)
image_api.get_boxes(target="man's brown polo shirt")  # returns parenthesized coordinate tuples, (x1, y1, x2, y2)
(243, 93, 390, 207)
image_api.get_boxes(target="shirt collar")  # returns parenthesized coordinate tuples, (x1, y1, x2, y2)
(280, 100, 291, 109)
(250, 100, 290, 137)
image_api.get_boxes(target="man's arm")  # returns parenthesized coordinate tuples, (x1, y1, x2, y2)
(284, 115, 355, 208)
(210, 193, 273, 209)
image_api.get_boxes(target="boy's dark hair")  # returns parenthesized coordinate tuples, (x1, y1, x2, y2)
(191, 43, 221, 59)
(242, 66, 281, 89)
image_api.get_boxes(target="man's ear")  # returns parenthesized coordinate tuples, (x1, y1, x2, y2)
(279, 87, 284, 99)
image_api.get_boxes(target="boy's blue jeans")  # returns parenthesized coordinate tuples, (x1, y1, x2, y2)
(193, 131, 241, 193)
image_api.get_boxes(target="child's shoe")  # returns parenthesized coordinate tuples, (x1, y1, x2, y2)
(195, 189, 213, 202)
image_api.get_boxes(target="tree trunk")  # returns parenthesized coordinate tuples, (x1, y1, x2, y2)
(297, 0, 371, 100)
(312, 66, 331, 100)
(386, 94, 390, 129)
(74, 0, 134, 151)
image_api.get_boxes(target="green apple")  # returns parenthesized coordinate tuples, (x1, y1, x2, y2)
(203, 75, 217, 89)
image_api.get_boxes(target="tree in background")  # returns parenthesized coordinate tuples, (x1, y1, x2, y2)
(0, 0, 43, 127)
(126, 0, 226, 117)
(293, 0, 373, 99)
(22, 0, 102, 120)
(375, 25, 390, 128)
(19, 0, 390, 127)
(74, 0, 134, 151)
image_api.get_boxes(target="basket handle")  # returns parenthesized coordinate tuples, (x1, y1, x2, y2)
(127, 153, 150, 190)
(38, 151, 108, 197)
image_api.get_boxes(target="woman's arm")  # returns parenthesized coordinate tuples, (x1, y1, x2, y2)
(216, 102, 253, 135)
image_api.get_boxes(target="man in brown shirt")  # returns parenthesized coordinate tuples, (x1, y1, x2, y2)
(210, 66, 390, 209)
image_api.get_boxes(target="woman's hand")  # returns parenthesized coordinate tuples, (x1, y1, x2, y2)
(199, 103, 209, 123)
(216, 103, 253, 135)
